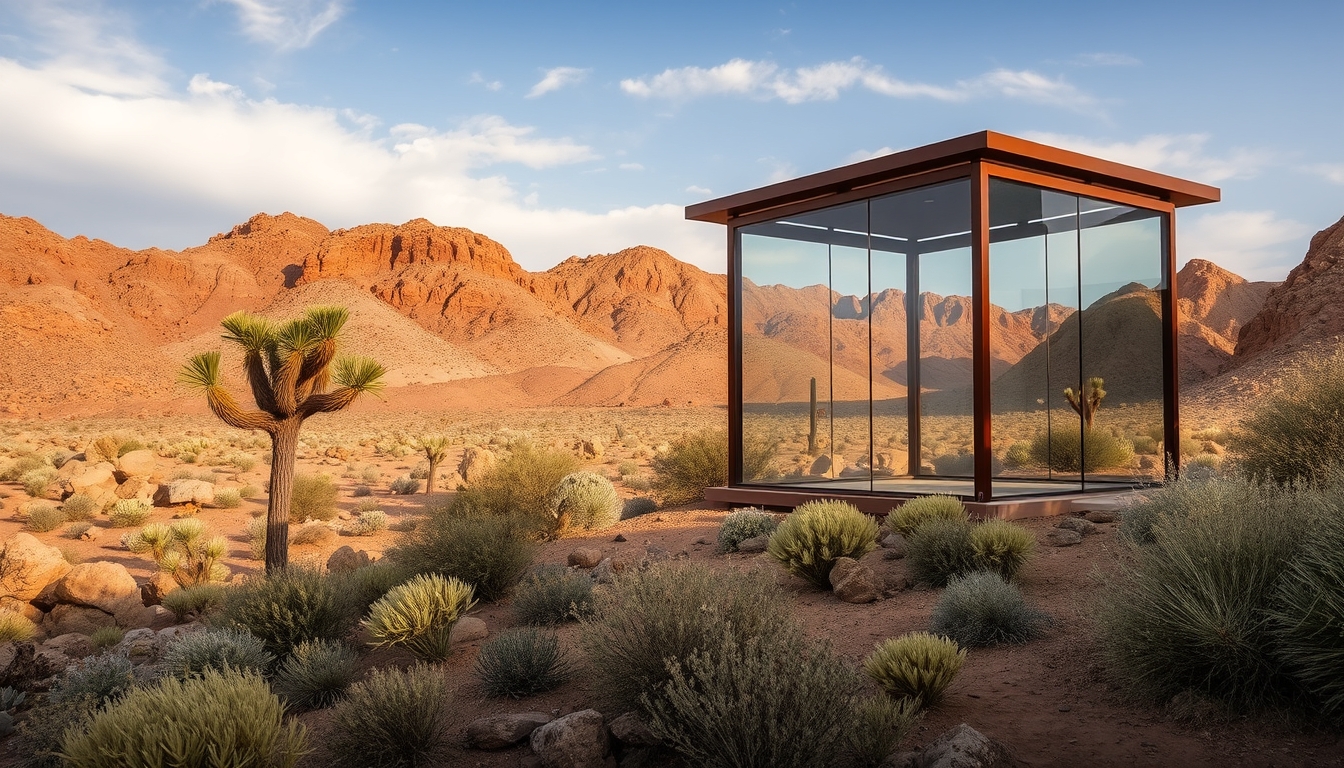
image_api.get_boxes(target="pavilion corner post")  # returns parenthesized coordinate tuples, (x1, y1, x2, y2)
(970, 162, 993, 503)
(1161, 211, 1181, 480)
(728, 223, 744, 487)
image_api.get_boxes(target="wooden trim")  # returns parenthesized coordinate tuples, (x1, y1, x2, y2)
(704, 485, 1131, 521)
(970, 162, 993, 502)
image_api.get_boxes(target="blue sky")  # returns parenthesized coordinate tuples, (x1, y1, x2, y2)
(0, 0, 1340, 280)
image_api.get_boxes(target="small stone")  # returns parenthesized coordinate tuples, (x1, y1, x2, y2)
(530, 709, 609, 768)
(1083, 510, 1118, 524)
(914, 723, 1024, 768)
(326, 546, 371, 573)
(451, 616, 488, 645)
(567, 548, 603, 569)
(695, 536, 714, 546)
(1044, 529, 1083, 547)
(80, 526, 105, 541)
(736, 535, 769, 554)
(1058, 705, 1072, 712)
(591, 558, 619, 584)
(608, 711, 660, 746)
(153, 479, 214, 506)
(467, 712, 553, 750)
(613, 533, 627, 542)
(880, 533, 907, 558)
(1055, 517, 1097, 536)
(42, 632, 94, 660)
(829, 557, 881, 604)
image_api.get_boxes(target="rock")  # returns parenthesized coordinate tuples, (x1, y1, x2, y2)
(0, 642, 64, 690)
(914, 723, 1024, 768)
(0, 711, 12, 738)
(54, 562, 139, 612)
(154, 479, 214, 506)
(573, 438, 604, 460)
(115, 476, 156, 501)
(641, 545, 671, 565)
(0, 597, 42, 624)
(613, 533, 627, 543)
(1083, 510, 1118, 524)
(458, 447, 497, 485)
(530, 709, 609, 768)
(0, 533, 72, 602)
(694, 536, 714, 546)
(57, 458, 85, 479)
(116, 628, 161, 664)
(115, 449, 156, 478)
(809, 454, 844, 478)
(41, 604, 113, 637)
(880, 533, 907, 558)
(140, 572, 179, 606)
(451, 616, 488, 645)
(1043, 529, 1083, 547)
(326, 546, 371, 574)
(829, 557, 881, 604)
(80, 526, 105, 541)
(64, 466, 116, 497)
(608, 712, 660, 746)
(1055, 517, 1097, 536)
(591, 557, 629, 584)
(567, 548, 603, 569)
(147, 605, 175, 629)
(736, 535, 769, 554)
(42, 632, 93, 660)
(467, 712, 554, 750)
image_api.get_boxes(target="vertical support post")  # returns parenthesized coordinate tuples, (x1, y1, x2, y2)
(906, 249, 921, 477)
(808, 377, 818, 454)
(970, 162, 993, 502)
(728, 224, 743, 486)
(1161, 211, 1180, 480)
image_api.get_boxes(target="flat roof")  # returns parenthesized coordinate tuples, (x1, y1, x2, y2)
(685, 130, 1221, 224)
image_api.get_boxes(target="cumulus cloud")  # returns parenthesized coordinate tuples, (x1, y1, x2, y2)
(220, 0, 345, 50)
(468, 72, 503, 91)
(527, 66, 590, 98)
(188, 73, 244, 98)
(685, 185, 713, 196)
(620, 57, 1095, 111)
(1179, 210, 1313, 281)
(1022, 132, 1271, 183)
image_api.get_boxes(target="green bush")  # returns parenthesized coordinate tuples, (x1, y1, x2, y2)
(217, 568, 358, 658)
(548, 471, 621, 532)
(0, 610, 37, 642)
(389, 476, 420, 495)
(19, 468, 57, 498)
(643, 626, 862, 768)
(324, 664, 450, 768)
(290, 474, 339, 522)
(1269, 507, 1344, 721)
(1119, 474, 1273, 545)
(1002, 442, 1033, 468)
(452, 440, 577, 527)
(89, 626, 123, 651)
(580, 564, 792, 716)
(512, 564, 593, 625)
(906, 516, 976, 587)
(886, 495, 967, 537)
(161, 628, 274, 678)
(969, 519, 1036, 580)
(650, 429, 776, 506)
(25, 504, 65, 532)
(351, 510, 388, 536)
(238, 484, 262, 499)
(845, 695, 923, 768)
(622, 496, 658, 519)
(337, 561, 409, 616)
(863, 632, 967, 709)
(391, 505, 536, 602)
(352, 484, 373, 497)
(48, 654, 136, 706)
(0, 454, 48, 482)
(766, 500, 879, 589)
(59, 670, 306, 768)
(107, 499, 151, 528)
(272, 640, 360, 710)
(717, 508, 777, 552)
(474, 628, 572, 698)
(290, 521, 336, 546)
(1028, 428, 1134, 473)
(61, 493, 97, 521)
(1229, 348, 1344, 486)
(213, 488, 242, 509)
(363, 573, 476, 662)
(17, 656, 136, 768)
(162, 583, 228, 622)
(931, 571, 1048, 647)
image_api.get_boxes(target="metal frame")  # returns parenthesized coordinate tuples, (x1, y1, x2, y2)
(707, 131, 1217, 503)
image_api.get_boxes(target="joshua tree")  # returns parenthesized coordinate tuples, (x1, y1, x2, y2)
(418, 435, 451, 494)
(180, 306, 385, 572)
(1064, 377, 1107, 430)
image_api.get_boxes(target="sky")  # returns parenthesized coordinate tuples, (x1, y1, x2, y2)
(0, 0, 1340, 281)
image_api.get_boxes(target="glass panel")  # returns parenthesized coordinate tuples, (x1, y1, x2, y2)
(919, 246, 975, 477)
(830, 242, 872, 490)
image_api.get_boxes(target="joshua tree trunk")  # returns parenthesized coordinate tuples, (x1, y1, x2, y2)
(265, 418, 301, 572)
(426, 455, 442, 495)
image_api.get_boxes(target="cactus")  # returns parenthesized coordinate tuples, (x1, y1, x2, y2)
(1063, 377, 1106, 430)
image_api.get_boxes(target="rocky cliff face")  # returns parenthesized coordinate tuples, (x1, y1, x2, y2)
(1233, 216, 1344, 363)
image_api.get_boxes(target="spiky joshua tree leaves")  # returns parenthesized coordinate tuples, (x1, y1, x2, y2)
(180, 306, 385, 572)
(417, 435, 451, 495)
(1064, 377, 1106, 430)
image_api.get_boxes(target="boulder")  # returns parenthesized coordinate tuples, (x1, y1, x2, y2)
(140, 572, 179, 606)
(42, 632, 94, 660)
(64, 466, 117, 497)
(567, 548, 603, 569)
(1043, 529, 1083, 548)
(809, 454, 844, 478)
(573, 438, 604, 460)
(590, 557, 631, 585)
(54, 562, 139, 612)
(1083, 510, 1118, 524)
(0, 533, 72, 601)
(154, 479, 214, 506)
(116, 627, 161, 664)
(56, 458, 86, 479)
(829, 557, 881, 604)
(457, 447, 497, 485)
(1055, 517, 1097, 536)
(115, 450, 156, 478)
(736, 535, 769, 554)
(880, 533, 907, 558)
(0, 642, 65, 690)
(451, 617, 488, 645)
(115, 477, 157, 501)
(608, 711, 660, 747)
(147, 604, 175, 630)
(42, 604, 113, 636)
(466, 712, 553, 750)
(79, 526, 105, 541)
(530, 709, 609, 768)
(0, 596, 43, 624)
(326, 546, 371, 574)
(909, 723, 1024, 768)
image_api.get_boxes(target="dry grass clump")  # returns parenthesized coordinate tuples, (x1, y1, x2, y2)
(452, 440, 577, 529)
(886, 495, 967, 537)
(25, 504, 65, 532)
(969, 519, 1036, 581)
(291, 474, 339, 522)
(511, 564, 593, 626)
(291, 521, 337, 546)
(323, 665, 451, 768)
(391, 505, 537, 602)
(60, 493, 97, 521)
(650, 429, 777, 506)
(1230, 347, 1344, 486)
(363, 573, 476, 662)
(107, 499, 151, 528)
(863, 632, 967, 709)
(766, 500, 879, 589)
(716, 508, 777, 552)
(474, 627, 572, 698)
(930, 571, 1048, 647)
(906, 517, 976, 587)
(0, 610, 37, 642)
(272, 640, 360, 710)
(548, 471, 621, 532)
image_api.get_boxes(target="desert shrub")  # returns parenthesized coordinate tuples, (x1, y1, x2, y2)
(389, 476, 420, 495)
(1119, 474, 1271, 545)
(391, 505, 537, 602)
(408, 464, 429, 480)
(238, 484, 261, 499)
(107, 499, 151, 527)
(453, 440, 578, 526)
(351, 510, 388, 536)
(25, 504, 65, 532)
(229, 453, 258, 472)
(355, 498, 383, 513)
(64, 521, 92, 539)
(291, 521, 336, 546)
(89, 626, 123, 651)
(213, 488, 242, 509)
(218, 568, 358, 658)
(622, 474, 653, 491)
(245, 516, 267, 560)
(161, 628, 274, 678)
(49, 654, 136, 706)
(20, 468, 57, 498)
(1028, 428, 1134, 473)
(1269, 506, 1344, 720)
(716, 508, 777, 552)
(643, 625, 862, 768)
(59, 669, 305, 768)
(363, 573, 476, 662)
(272, 640, 360, 710)
(161, 583, 228, 622)
(475, 628, 572, 698)
(324, 664, 450, 768)
(969, 519, 1036, 580)
(0, 686, 23, 710)
(511, 564, 593, 625)
(338, 561, 409, 616)
(907, 516, 976, 587)
(0, 610, 37, 642)
(622, 496, 658, 519)
(845, 695, 923, 768)
(61, 493, 97, 521)
(580, 564, 792, 715)
(1002, 442, 1033, 468)
(360, 466, 380, 484)
(352, 484, 373, 497)
(116, 439, 146, 457)
(1096, 477, 1308, 708)
(931, 571, 1048, 647)
(651, 428, 774, 505)
(1229, 349, 1344, 486)
(886, 495, 967, 537)
(138, 518, 229, 587)
(767, 500, 879, 589)
(17, 656, 136, 768)
(548, 471, 621, 532)
(290, 474, 339, 522)
(1132, 435, 1159, 455)
(863, 632, 967, 709)
(0, 454, 47, 482)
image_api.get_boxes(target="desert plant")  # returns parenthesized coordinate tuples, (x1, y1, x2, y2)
(238, 484, 262, 499)
(389, 476, 420, 495)
(1269, 504, 1344, 720)
(59, 669, 306, 768)
(474, 627, 572, 698)
(272, 640, 360, 710)
(161, 628, 274, 678)
(1064, 376, 1107, 429)
(143, 519, 229, 587)
(180, 306, 386, 572)
(391, 505, 536, 602)
(717, 508, 777, 552)
(352, 484, 372, 497)
(0, 610, 37, 642)
(16, 655, 136, 768)
(246, 516, 268, 560)
(49, 654, 136, 706)
(88, 626, 123, 651)
(25, 504, 65, 532)
(218, 567, 358, 658)
(886, 495, 967, 537)
(580, 564, 792, 715)
(906, 516, 976, 587)
(650, 428, 775, 505)
(547, 471, 621, 532)
(354, 498, 382, 513)
(622, 496, 658, 519)
(351, 510, 388, 536)
(291, 521, 336, 546)
(1028, 427, 1134, 473)
(1228, 347, 1344, 486)
(291, 473, 339, 522)
(512, 564, 594, 625)
(931, 571, 1048, 647)
(61, 493, 97, 521)
(415, 435, 451, 494)
(845, 695, 923, 768)
(107, 498, 151, 528)
(969, 519, 1036, 580)
(452, 440, 578, 527)
(0, 686, 23, 711)
(161, 583, 228, 622)
(324, 664, 450, 768)
(213, 488, 242, 509)
(64, 521, 92, 539)
(863, 632, 967, 709)
(0, 454, 48, 482)
(766, 500, 879, 589)
(360, 466, 380, 484)
(19, 468, 57, 498)
(338, 561, 410, 616)
(364, 573, 476, 662)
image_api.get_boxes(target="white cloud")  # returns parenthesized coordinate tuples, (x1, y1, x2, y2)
(527, 66, 590, 98)
(759, 157, 796, 183)
(1022, 132, 1271, 183)
(685, 185, 713, 196)
(220, 0, 345, 50)
(1179, 210, 1313, 281)
(620, 57, 1095, 111)
(1307, 164, 1344, 185)
(188, 74, 243, 99)
(845, 147, 896, 164)
(468, 72, 503, 91)
(618, 162, 644, 171)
